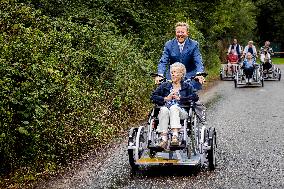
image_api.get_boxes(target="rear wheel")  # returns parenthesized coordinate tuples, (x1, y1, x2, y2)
(261, 79, 264, 87)
(234, 79, 237, 88)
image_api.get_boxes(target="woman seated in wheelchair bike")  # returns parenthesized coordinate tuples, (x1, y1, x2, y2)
(242, 52, 257, 83)
(151, 62, 198, 149)
(260, 41, 274, 73)
(226, 49, 239, 74)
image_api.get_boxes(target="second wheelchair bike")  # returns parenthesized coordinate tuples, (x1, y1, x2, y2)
(261, 62, 281, 81)
(234, 64, 264, 88)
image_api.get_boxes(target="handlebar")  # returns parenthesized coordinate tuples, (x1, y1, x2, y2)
(151, 72, 208, 84)
(151, 73, 167, 83)
(191, 72, 208, 79)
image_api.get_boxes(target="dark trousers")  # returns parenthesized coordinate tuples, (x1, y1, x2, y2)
(243, 67, 254, 78)
(262, 62, 272, 71)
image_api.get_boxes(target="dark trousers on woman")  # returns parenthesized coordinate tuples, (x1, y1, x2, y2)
(243, 67, 254, 78)
(262, 62, 272, 72)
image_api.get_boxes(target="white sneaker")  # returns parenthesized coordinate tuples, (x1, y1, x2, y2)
(246, 78, 249, 83)
(249, 78, 252, 83)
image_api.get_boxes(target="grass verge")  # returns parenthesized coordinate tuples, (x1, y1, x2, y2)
(272, 57, 284, 64)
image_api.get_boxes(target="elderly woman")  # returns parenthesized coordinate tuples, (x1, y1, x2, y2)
(260, 41, 274, 72)
(242, 52, 256, 83)
(151, 62, 198, 149)
(226, 49, 239, 74)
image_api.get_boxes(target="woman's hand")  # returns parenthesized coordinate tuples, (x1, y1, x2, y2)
(164, 94, 173, 101)
(195, 75, 205, 84)
(172, 93, 180, 100)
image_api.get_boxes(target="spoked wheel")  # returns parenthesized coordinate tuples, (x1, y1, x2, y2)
(207, 127, 217, 170)
(128, 126, 146, 170)
(261, 79, 264, 87)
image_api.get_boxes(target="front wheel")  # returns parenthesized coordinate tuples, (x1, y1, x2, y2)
(128, 126, 146, 170)
(234, 79, 237, 88)
(208, 128, 217, 170)
(128, 149, 138, 170)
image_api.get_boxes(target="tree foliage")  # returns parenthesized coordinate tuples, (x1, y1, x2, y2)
(253, 0, 284, 52)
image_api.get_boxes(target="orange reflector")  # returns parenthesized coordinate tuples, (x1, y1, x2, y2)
(137, 157, 179, 164)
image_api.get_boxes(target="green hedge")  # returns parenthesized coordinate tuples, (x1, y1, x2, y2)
(0, 0, 155, 181)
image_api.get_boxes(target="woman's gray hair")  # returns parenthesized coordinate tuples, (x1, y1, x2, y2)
(170, 62, 186, 78)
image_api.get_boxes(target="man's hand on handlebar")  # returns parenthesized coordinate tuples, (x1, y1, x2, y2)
(195, 75, 205, 84)
(155, 76, 164, 84)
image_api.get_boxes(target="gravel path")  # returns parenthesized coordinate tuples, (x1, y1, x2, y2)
(36, 65, 284, 189)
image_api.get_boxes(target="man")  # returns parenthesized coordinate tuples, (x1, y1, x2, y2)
(227, 38, 242, 59)
(155, 22, 205, 88)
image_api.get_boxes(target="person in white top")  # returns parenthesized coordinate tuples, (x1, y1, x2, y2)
(242, 41, 258, 59)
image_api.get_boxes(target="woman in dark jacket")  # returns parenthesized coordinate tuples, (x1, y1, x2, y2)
(151, 62, 198, 149)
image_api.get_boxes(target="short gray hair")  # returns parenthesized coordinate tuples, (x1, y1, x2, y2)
(170, 62, 186, 78)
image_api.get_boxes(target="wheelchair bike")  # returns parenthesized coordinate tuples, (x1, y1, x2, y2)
(220, 53, 241, 81)
(220, 63, 241, 80)
(234, 64, 264, 88)
(261, 62, 281, 81)
(258, 49, 281, 81)
(127, 73, 217, 172)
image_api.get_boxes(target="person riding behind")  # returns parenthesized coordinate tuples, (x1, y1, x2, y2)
(151, 62, 198, 149)
(155, 22, 205, 89)
(242, 52, 256, 83)
(260, 41, 274, 72)
(227, 38, 242, 59)
(242, 41, 258, 59)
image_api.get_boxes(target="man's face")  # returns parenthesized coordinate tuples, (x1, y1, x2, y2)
(175, 26, 188, 43)
(233, 39, 237, 44)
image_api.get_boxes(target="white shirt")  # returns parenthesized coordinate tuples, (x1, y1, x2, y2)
(178, 41, 185, 53)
